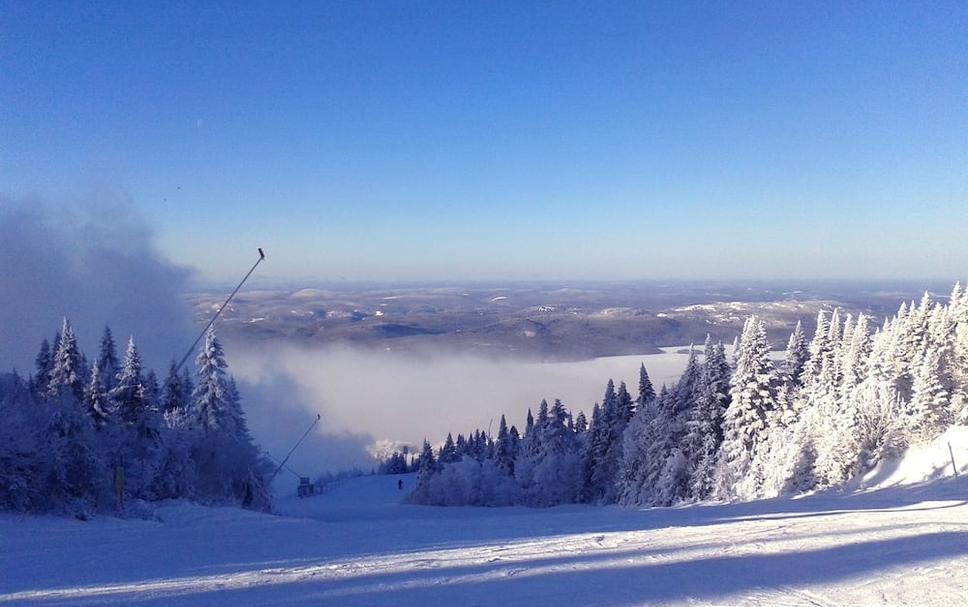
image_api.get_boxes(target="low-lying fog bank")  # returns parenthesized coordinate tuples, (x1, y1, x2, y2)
(230, 344, 704, 475)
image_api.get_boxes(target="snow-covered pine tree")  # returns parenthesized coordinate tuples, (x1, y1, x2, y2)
(784, 321, 809, 385)
(410, 440, 438, 502)
(637, 363, 656, 407)
(110, 337, 164, 500)
(160, 360, 190, 426)
(83, 359, 111, 429)
(97, 326, 120, 391)
(588, 380, 624, 503)
(536, 399, 549, 433)
(617, 392, 657, 505)
(716, 316, 778, 500)
(577, 401, 604, 503)
(440, 433, 459, 463)
(803, 311, 831, 388)
(112, 337, 147, 425)
(615, 381, 634, 426)
(189, 327, 269, 507)
(908, 346, 951, 442)
(649, 348, 701, 505)
(841, 314, 872, 392)
(686, 338, 731, 500)
(528, 399, 580, 505)
(495, 414, 514, 475)
(190, 327, 231, 433)
(33, 338, 53, 396)
(47, 319, 85, 402)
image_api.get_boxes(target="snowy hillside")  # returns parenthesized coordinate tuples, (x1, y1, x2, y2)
(2, 472, 967, 606)
(853, 425, 968, 491)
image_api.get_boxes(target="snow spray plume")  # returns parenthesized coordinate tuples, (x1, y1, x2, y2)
(236, 372, 377, 476)
(0, 195, 194, 372)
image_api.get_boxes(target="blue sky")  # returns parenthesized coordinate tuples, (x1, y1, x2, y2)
(2, 1, 966, 283)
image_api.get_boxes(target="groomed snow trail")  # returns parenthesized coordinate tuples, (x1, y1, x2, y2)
(2, 474, 967, 606)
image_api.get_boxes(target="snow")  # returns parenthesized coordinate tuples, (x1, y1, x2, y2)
(3, 472, 968, 606)
(853, 426, 968, 490)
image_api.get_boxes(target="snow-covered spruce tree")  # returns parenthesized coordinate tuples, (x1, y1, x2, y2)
(189, 327, 270, 509)
(408, 440, 437, 503)
(47, 319, 86, 402)
(109, 337, 164, 501)
(784, 321, 809, 386)
(97, 326, 120, 392)
(686, 339, 731, 500)
(810, 314, 875, 488)
(599, 381, 634, 501)
(160, 360, 190, 426)
(952, 284, 968, 423)
(577, 401, 603, 503)
(33, 338, 53, 396)
(638, 362, 656, 407)
(83, 359, 111, 429)
(582, 380, 625, 504)
(515, 400, 547, 503)
(439, 433, 459, 464)
(508, 425, 521, 454)
(618, 391, 656, 505)
(840, 314, 872, 393)
(529, 399, 580, 506)
(715, 316, 778, 500)
(907, 345, 952, 442)
(111, 338, 148, 424)
(643, 348, 701, 505)
(803, 311, 831, 389)
(495, 414, 515, 476)
(852, 380, 906, 471)
(190, 328, 230, 433)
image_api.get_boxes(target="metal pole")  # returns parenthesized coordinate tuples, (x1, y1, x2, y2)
(174, 248, 265, 375)
(949, 442, 959, 478)
(264, 452, 304, 481)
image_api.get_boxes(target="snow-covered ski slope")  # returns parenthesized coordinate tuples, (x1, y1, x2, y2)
(3, 466, 968, 606)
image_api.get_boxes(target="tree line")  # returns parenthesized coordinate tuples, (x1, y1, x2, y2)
(0, 322, 270, 516)
(408, 284, 968, 506)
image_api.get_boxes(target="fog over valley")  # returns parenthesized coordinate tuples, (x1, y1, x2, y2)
(230, 344, 700, 470)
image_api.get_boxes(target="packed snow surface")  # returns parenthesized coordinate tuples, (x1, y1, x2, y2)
(3, 471, 968, 606)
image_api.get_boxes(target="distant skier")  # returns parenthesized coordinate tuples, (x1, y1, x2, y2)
(397, 479, 404, 491)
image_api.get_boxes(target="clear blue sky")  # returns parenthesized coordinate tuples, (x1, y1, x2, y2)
(2, 1, 966, 283)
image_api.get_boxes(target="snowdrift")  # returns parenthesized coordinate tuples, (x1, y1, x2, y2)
(852, 425, 968, 491)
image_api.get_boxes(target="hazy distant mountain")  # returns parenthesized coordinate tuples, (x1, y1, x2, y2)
(189, 281, 952, 360)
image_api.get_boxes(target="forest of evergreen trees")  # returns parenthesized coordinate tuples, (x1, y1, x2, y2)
(408, 284, 968, 507)
(4, 284, 967, 516)
(0, 322, 270, 516)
